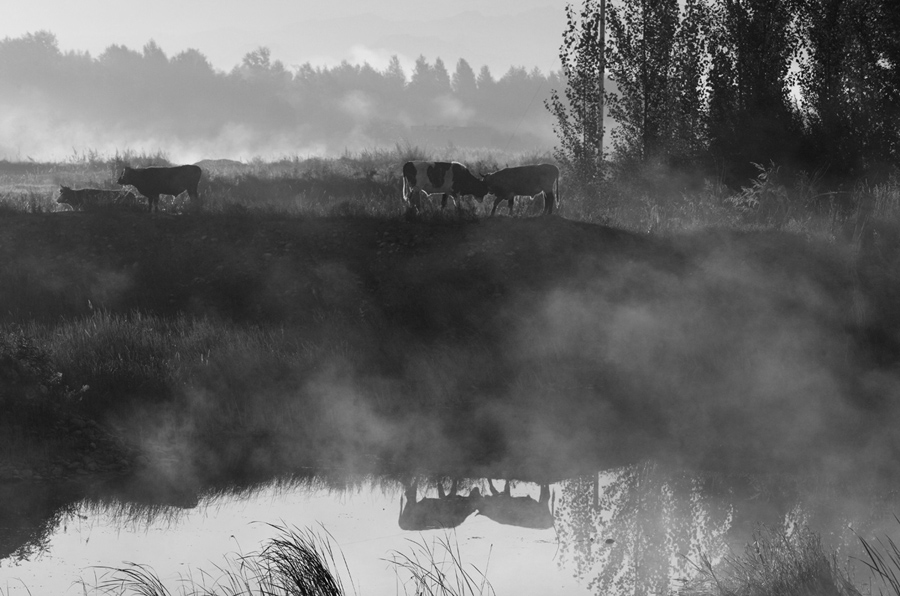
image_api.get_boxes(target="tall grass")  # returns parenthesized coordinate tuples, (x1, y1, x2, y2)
(88, 524, 493, 596)
(683, 525, 861, 596)
(859, 517, 900, 596)
(91, 524, 352, 596)
(387, 534, 495, 596)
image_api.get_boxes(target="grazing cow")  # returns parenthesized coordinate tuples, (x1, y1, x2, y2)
(116, 165, 202, 212)
(475, 480, 555, 530)
(481, 164, 560, 216)
(56, 186, 140, 211)
(398, 479, 480, 531)
(401, 161, 491, 212)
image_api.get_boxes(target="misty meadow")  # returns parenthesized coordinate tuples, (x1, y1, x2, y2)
(3, 0, 900, 594)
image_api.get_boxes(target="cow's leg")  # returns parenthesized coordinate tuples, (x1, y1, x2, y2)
(490, 194, 506, 216)
(406, 481, 419, 504)
(404, 187, 421, 212)
(544, 190, 555, 215)
(441, 193, 449, 209)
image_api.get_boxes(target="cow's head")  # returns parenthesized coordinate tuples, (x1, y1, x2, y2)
(116, 167, 133, 186)
(57, 185, 76, 205)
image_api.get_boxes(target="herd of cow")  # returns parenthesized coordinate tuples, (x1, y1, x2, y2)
(57, 164, 202, 212)
(56, 161, 560, 216)
(402, 161, 559, 215)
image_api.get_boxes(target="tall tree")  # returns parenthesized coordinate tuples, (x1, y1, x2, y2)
(432, 57, 452, 95)
(798, 0, 900, 179)
(476, 65, 495, 91)
(545, 0, 606, 184)
(706, 0, 801, 182)
(452, 58, 478, 102)
(604, 0, 680, 163)
(666, 0, 713, 163)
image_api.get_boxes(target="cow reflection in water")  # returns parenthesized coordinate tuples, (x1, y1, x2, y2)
(477, 480, 554, 530)
(398, 478, 554, 531)
(399, 479, 481, 531)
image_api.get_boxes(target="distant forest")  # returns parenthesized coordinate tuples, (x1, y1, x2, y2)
(0, 31, 563, 160)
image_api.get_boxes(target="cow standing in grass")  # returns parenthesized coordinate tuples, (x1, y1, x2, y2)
(401, 161, 491, 212)
(57, 186, 140, 211)
(117, 165, 202, 212)
(481, 163, 560, 216)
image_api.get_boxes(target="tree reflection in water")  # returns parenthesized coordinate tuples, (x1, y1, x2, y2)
(555, 462, 900, 594)
(556, 462, 747, 595)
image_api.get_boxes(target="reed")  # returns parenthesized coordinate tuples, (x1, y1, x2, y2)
(91, 524, 352, 596)
(858, 516, 900, 596)
(683, 525, 860, 596)
(387, 534, 495, 596)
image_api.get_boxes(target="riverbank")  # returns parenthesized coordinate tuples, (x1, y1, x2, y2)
(3, 209, 900, 495)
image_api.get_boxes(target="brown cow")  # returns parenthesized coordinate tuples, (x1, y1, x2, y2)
(117, 165, 202, 212)
(481, 164, 560, 216)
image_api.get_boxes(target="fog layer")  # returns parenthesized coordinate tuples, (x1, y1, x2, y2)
(0, 32, 562, 161)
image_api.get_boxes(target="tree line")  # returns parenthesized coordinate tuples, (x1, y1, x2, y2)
(0, 31, 561, 159)
(550, 0, 900, 189)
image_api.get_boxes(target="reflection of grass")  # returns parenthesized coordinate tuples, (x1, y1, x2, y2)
(92, 524, 352, 596)
(387, 534, 495, 596)
(684, 526, 860, 596)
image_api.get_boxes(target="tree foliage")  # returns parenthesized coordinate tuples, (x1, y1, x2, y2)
(549, 0, 900, 190)
(545, 0, 606, 185)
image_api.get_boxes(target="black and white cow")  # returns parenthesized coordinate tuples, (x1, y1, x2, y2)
(401, 161, 491, 212)
(481, 163, 560, 216)
(117, 164, 202, 212)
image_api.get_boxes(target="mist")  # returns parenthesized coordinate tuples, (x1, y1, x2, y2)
(0, 31, 562, 162)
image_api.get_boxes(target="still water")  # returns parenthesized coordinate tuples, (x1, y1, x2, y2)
(2, 465, 898, 595)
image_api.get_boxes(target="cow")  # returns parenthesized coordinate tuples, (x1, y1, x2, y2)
(401, 161, 491, 212)
(116, 165, 202, 212)
(56, 186, 140, 211)
(480, 164, 560, 216)
(398, 479, 480, 531)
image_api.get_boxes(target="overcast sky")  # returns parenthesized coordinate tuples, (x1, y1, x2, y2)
(4, 0, 568, 76)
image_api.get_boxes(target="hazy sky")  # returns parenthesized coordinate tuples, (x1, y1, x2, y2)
(4, 0, 568, 76)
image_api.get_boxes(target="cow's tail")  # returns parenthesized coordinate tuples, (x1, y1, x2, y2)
(555, 172, 560, 214)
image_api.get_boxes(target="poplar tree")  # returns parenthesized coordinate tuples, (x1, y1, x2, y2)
(706, 0, 801, 182)
(604, 0, 680, 163)
(545, 0, 606, 185)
